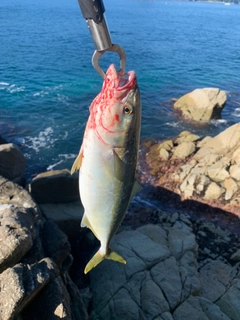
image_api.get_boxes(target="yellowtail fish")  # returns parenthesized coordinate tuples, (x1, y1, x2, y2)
(71, 64, 141, 274)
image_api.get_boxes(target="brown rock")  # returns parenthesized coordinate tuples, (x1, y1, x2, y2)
(204, 182, 225, 200)
(172, 142, 196, 159)
(173, 88, 226, 121)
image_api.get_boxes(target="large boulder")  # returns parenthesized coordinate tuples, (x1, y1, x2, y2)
(173, 88, 226, 121)
(29, 169, 80, 204)
(0, 143, 26, 182)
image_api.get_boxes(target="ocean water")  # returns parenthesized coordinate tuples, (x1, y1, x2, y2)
(1, 0, 240, 179)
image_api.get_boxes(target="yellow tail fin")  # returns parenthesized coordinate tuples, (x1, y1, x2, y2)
(84, 248, 126, 274)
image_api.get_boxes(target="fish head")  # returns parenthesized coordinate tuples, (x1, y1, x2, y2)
(91, 64, 141, 148)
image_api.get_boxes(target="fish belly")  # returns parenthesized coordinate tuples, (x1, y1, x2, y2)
(79, 131, 130, 245)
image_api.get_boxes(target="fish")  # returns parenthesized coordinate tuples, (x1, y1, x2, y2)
(71, 64, 141, 274)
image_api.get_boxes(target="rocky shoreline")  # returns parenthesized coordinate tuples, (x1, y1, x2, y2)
(1, 87, 240, 319)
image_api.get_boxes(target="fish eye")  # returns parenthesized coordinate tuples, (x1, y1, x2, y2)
(124, 104, 133, 115)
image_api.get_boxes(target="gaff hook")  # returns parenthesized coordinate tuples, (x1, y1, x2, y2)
(92, 44, 126, 79)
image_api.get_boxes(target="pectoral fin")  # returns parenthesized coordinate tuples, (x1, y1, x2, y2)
(81, 213, 90, 228)
(81, 214, 98, 238)
(71, 147, 83, 174)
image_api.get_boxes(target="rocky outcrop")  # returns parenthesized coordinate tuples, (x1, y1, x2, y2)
(0, 143, 26, 183)
(173, 88, 227, 121)
(144, 123, 240, 217)
(86, 211, 240, 320)
(0, 175, 88, 320)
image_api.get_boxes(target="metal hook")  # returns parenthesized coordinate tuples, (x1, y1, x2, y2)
(92, 44, 126, 79)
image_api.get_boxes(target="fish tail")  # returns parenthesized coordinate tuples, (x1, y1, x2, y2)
(84, 247, 126, 274)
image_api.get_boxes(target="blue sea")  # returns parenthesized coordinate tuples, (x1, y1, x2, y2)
(1, 0, 240, 180)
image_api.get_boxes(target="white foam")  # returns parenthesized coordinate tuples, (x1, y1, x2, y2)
(46, 154, 76, 171)
(58, 153, 76, 159)
(24, 127, 56, 153)
(33, 85, 63, 97)
(166, 121, 179, 128)
(210, 119, 227, 126)
(0, 82, 25, 93)
(47, 160, 64, 171)
(231, 108, 240, 117)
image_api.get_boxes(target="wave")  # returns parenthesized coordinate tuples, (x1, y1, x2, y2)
(0, 82, 25, 93)
(47, 153, 76, 171)
(33, 85, 63, 97)
(24, 127, 56, 153)
(231, 108, 240, 117)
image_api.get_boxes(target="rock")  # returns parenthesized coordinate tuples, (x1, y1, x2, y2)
(173, 88, 226, 121)
(172, 142, 196, 159)
(216, 279, 240, 320)
(230, 248, 240, 261)
(0, 175, 88, 319)
(0, 206, 36, 273)
(141, 124, 240, 216)
(22, 276, 71, 320)
(0, 135, 8, 144)
(203, 182, 225, 200)
(174, 131, 200, 144)
(88, 224, 199, 319)
(0, 143, 26, 182)
(66, 273, 89, 320)
(146, 140, 173, 161)
(224, 178, 238, 201)
(206, 161, 230, 182)
(230, 164, 240, 180)
(159, 147, 170, 160)
(41, 220, 71, 270)
(232, 147, 240, 164)
(29, 169, 80, 204)
(39, 201, 84, 243)
(173, 295, 230, 320)
(194, 123, 240, 161)
(199, 260, 234, 302)
(0, 258, 59, 320)
(196, 136, 212, 148)
(24, 274, 89, 320)
(0, 176, 40, 212)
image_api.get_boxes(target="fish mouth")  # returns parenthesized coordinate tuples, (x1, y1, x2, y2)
(116, 71, 136, 91)
(105, 64, 136, 92)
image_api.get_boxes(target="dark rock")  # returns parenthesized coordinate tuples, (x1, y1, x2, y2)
(0, 143, 26, 181)
(29, 169, 80, 204)
(22, 276, 71, 320)
(0, 258, 59, 320)
(41, 220, 71, 270)
(0, 135, 7, 145)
